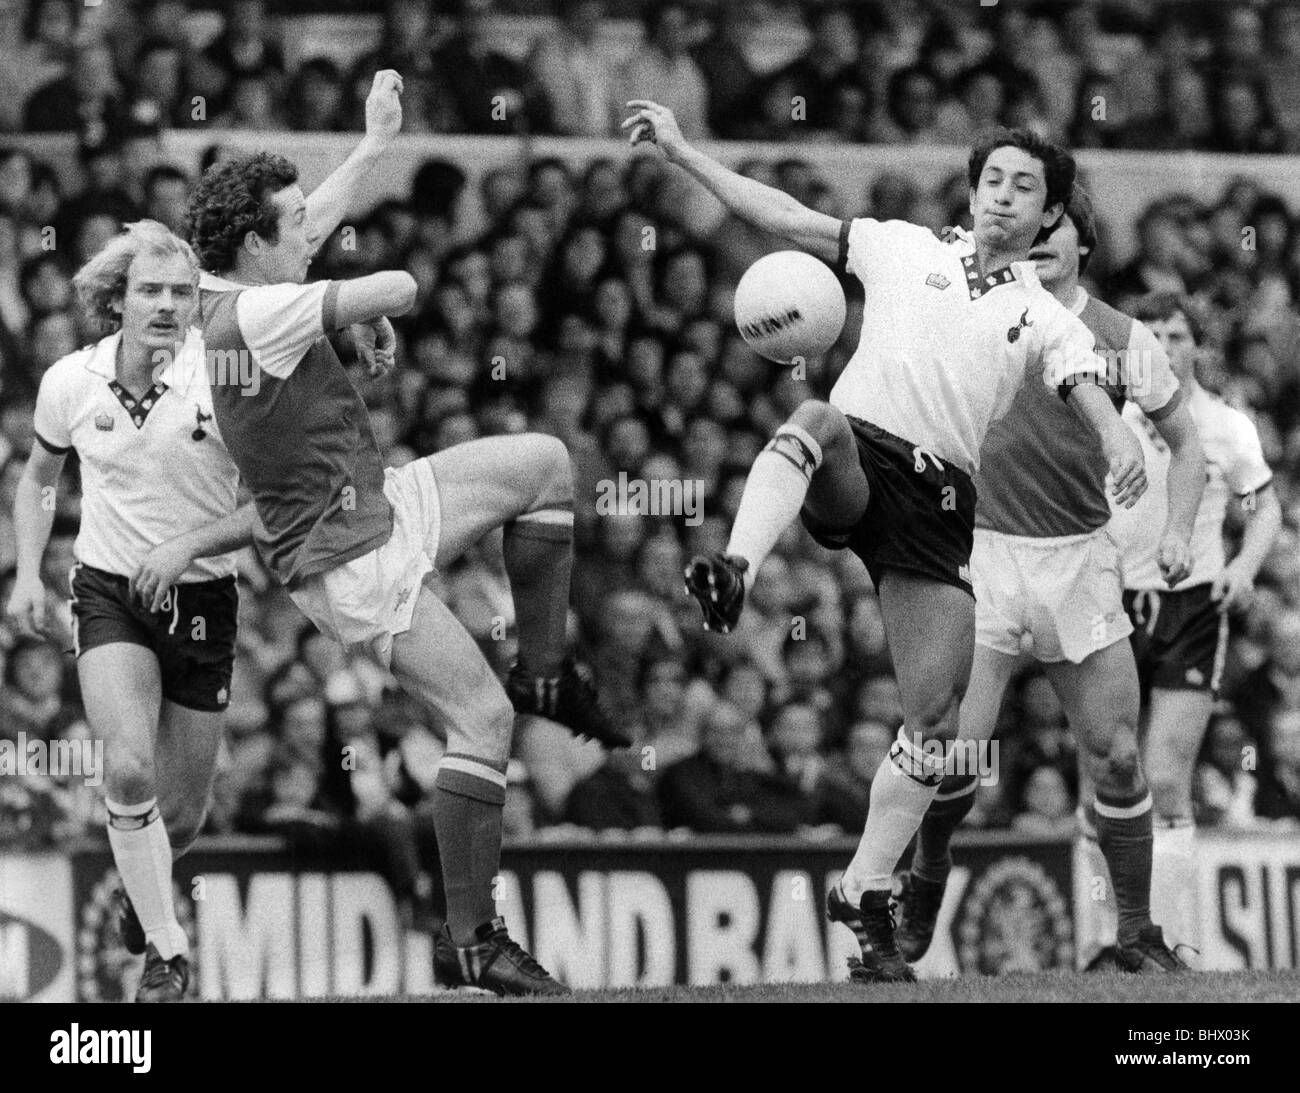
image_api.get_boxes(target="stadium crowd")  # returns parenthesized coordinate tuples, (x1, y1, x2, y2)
(2, 1, 1300, 876)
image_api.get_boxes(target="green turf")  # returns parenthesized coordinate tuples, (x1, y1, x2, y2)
(335, 970, 1300, 1003)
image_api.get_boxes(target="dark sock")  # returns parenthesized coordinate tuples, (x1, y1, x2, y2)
(503, 511, 573, 677)
(1093, 788, 1154, 945)
(912, 773, 978, 884)
(432, 754, 507, 946)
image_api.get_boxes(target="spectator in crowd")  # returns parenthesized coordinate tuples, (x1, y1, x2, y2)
(618, 1, 712, 138)
(1012, 766, 1076, 838)
(24, 36, 123, 136)
(202, 0, 285, 105)
(0, 0, 71, 132)
(0, 636, 81, 740)
(430, 0, 535, 135)
(1255, 708, 1300, 822)
(141, 165, 190, 235)
(773, 1, 859, 136)
(348, 0, 438, 132)
(767, 702, 864, 831)
(288, 57, 347, 133)
(527, 0, 618, 136)
(693, 0, 762, 140)
(1194, 713, 1259, 828)
(658, 700, 806, 833)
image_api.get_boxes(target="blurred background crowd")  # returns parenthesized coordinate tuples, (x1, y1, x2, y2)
(2, 0, 1300, 891)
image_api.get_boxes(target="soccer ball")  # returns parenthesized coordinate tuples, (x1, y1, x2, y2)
(734, 251, 847, 365)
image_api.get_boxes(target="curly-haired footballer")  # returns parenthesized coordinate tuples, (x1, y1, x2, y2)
(186, 71, 625, 997)
(7, 220, 256, 1002)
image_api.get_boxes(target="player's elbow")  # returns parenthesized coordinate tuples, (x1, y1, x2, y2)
(388, 272, 417, 316)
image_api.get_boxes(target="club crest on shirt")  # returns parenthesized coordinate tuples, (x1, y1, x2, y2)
(94, 412, 114, 431)
(1007, 308, 1034, 343)
(926, 272, 951, 291)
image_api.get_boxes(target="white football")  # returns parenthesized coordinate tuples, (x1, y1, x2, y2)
(734, 250, 847, 365)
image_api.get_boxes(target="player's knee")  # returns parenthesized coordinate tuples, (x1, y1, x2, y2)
(1148, 773, 1189, 820)
(448, 685, 514, 767)
(908, 680, 964, 741)
(166, 806, 207, 855)
(106, 751, 156, 803)
(789, 399, 846, 451)
(1094, 740, 1143, 793)
(522, 433, 573, 507)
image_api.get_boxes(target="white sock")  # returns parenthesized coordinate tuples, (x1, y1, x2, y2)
(1076, 808, 1117, 949)
(841, 728, 942, 902)
(726, 425, 822, 589)
(1151, 817, 1196, 953)
(106, 797, 188, 960)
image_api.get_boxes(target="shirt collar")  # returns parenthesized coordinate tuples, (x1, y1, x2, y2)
(200, 271, 247, 291)
(83, 327, 205, 386)
(82, 331, 121, 379)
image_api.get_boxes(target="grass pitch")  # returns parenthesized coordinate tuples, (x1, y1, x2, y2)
(358, 970, 1300, 1003)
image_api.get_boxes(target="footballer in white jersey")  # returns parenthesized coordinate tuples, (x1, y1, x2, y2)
(891, 187, 1206, 976)
(624, 102, 1149, 981)
(1109, 293, 1280, 958)
(5, 222, 257, 1002)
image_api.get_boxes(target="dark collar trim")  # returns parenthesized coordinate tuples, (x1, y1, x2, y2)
(961, 253, 1017, 300)
(108, 380, 169, 430)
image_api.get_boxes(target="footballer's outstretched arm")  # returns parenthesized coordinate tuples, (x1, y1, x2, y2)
(305, 70, 404, 247)
(622, 100, 842, 264)
(334, 271, 417, 327)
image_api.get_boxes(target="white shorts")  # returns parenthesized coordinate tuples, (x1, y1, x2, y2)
(289, 459, 441, 667)
(973, 526, 1133, 664)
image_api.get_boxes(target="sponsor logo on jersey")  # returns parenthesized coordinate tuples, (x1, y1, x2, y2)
(1007, 308, 1034, 343)
(925, 272, 951, 291)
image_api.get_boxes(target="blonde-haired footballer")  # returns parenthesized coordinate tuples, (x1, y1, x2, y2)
(6, 220, 256, 1001)
(1093, 293, 1280, 964)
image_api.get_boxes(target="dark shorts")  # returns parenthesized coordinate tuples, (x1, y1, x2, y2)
(1123, 584, 1228, 695)
(800, 417, 977, 596)
(69, 563, 239, 712)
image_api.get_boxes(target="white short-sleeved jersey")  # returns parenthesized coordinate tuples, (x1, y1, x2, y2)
(32, 328, 240, 581)
(1110, 385, 1273, 590)
(829, 220, 1103, 476)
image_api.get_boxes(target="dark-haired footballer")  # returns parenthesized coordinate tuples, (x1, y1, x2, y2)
(625, 100, 1145, 982)
(893, 188, 1205, 976)
(187, 71, 623, 997)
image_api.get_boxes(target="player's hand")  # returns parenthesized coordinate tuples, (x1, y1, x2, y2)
(351, 317, 397, 377)
(1156, 534, 1192, 588)
(365, 70, 404, 144)
(1103, 424, 1147, 508)
(5, 574, 48, 637)
(131, 539, 194, 614)
(1211, 559, 1255, 613)
(622, 100, 687, 160)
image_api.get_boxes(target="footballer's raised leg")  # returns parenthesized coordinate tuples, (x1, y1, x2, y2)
(687, 401, 869, 633)
(428, 433, 625, 748)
